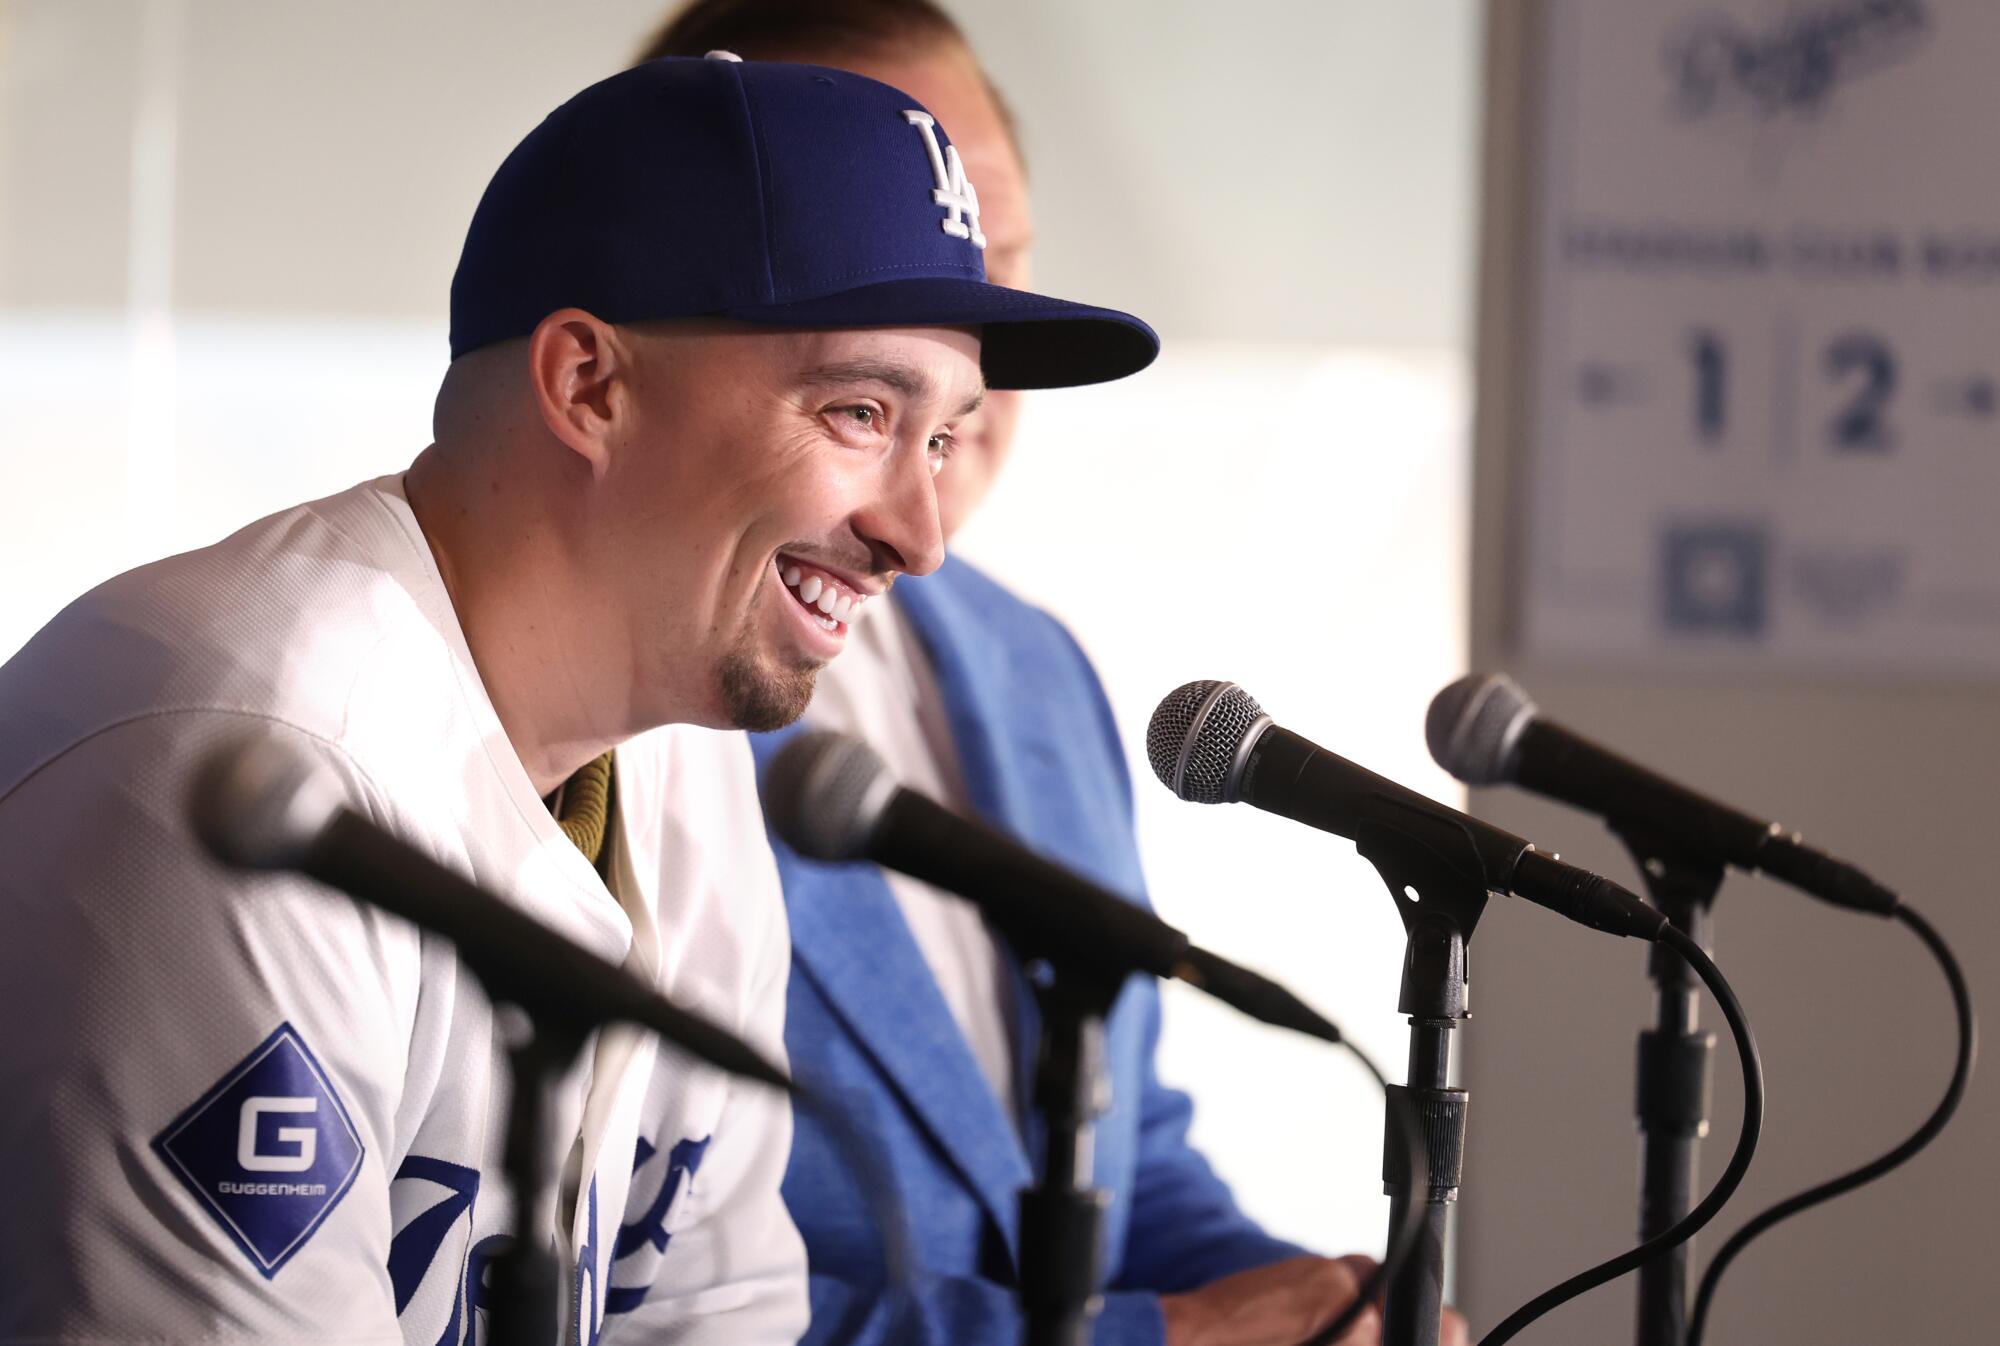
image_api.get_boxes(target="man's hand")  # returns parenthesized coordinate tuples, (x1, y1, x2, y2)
(1159, 1255, 1379, 1346)
(1157, 1254, 1471, 1346)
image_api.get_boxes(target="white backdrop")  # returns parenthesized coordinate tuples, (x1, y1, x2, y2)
(1520, 0, 2000, 673)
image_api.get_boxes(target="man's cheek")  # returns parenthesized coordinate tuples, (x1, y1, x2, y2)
(786, 476, 867, 539)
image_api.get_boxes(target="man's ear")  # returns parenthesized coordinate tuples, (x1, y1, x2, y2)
(526, 308, 630, 477)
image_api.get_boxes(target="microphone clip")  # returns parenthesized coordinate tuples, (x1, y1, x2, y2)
(1609, 822, 1725, 977)
(1353, 814, 1490, 1024)
(1355, 812, 1492, 935)
(1611, 824, 1726, 926)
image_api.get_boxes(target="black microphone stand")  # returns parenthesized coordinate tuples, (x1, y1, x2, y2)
(1354, 815, 1488, 1346)
(1018, 963, 1121, 1346)
(485, 1012, 588, 1346)
(1614, 829, 1721, 1346)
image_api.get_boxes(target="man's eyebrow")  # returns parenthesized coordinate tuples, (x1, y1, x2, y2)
(798, 359, 986, 418)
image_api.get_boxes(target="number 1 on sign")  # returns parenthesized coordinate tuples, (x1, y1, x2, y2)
(1689, 328, 1727, 447)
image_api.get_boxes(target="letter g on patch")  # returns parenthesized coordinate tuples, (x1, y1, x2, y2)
(238, 1096, 320, 1172)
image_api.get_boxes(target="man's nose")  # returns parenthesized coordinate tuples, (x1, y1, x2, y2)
(854, 441, 946, 579)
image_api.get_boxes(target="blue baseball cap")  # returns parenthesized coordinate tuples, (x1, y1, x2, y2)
(449, 54, 1159, 390)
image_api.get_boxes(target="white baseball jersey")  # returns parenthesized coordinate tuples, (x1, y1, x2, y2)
(0, 476, 807, 1344)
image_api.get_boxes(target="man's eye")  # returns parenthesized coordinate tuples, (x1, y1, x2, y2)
(926, 432, 956, 475)
(843, 406, 876, 428)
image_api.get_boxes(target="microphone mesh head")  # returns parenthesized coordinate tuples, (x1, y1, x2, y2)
(1426, 672, 1538, 785)
(1147, 680, 1269, 804)
(189, 733, 345, 870)
(761, 730, 897, 861)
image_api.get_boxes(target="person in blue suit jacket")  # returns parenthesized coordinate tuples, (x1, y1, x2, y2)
(635, 6, 1464, 1345)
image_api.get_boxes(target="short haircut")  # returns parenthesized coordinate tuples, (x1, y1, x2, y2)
(636, 0, 1023, 162)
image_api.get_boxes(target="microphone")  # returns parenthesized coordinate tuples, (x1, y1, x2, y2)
(1426, 673, 1899, 916)
(762, 730, 1347, 1045)
(1146, 681, 1668, 942)
(189, 735, 793, 1092)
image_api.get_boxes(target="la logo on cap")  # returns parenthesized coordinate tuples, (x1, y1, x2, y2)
(902, 111, 986, 249)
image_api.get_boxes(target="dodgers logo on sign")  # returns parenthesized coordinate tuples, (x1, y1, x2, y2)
(903, 110, 986, 249)
(152, 1022, 366, 1278)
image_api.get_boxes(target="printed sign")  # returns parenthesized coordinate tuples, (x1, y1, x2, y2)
(1517, 0, 2000, 671)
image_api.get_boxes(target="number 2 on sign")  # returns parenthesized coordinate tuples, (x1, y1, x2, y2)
(1824, 331, 1896, 453)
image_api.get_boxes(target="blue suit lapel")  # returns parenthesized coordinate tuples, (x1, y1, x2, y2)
(750, 729, 1033, 1251)
(891, 562, 1062, 1183)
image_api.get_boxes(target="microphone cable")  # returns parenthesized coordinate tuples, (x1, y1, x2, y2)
(1300, 1037, 1428, 1346)
(1686, 902, 1975, 1346)
(1476, 924, 1764, 1346)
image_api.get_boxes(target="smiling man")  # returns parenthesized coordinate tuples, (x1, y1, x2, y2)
(0, 54, 1153, 1345)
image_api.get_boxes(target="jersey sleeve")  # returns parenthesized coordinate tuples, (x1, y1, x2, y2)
(0, 713, 422, 1343)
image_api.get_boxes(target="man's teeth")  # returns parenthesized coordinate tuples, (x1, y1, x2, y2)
(777, 559, 866, 627)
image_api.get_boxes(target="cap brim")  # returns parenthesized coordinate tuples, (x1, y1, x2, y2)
(721, 277, 1159, 391)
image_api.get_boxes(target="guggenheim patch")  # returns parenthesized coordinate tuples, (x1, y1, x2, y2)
(152, 1022, 366, 1278)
